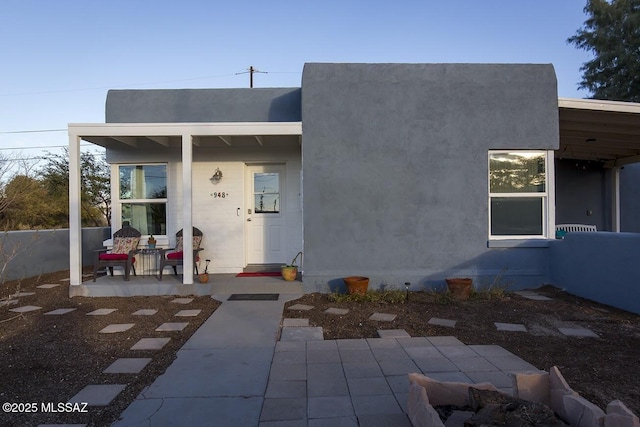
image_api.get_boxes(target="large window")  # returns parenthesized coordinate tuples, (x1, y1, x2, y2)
(118, 164, 167, 235)
(489, 151, 550, 238)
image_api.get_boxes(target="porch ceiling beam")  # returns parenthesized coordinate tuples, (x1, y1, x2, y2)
(111, 136, 138, 147)
(254, 136, 263, 146)
(147, 136, 170, 146)
(560, 122, 640, 137)
(604, 154, 640, 168)
(218, 136, 232, 146)
(560, 135, 640, 149)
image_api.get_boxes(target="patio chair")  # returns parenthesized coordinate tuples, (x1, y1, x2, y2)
(157, 227, 204, 280)
(92, 225, 141, 281)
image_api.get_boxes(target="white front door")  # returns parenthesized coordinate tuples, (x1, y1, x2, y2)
(245, 165, 286, 264)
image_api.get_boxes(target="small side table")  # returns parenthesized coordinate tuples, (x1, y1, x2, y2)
(138, 248, 163, 276)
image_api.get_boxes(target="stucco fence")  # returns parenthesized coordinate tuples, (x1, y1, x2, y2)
(1, 227, 109, 283)
(548, 232, 640, 316)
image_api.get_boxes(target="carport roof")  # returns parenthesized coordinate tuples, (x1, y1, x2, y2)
(559, 97, 640, 167)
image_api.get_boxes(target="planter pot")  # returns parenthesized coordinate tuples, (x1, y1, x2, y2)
(445, 278, 473, 300)
(344, 276, 370, 295)
(281, 266, 298, 281)
(198, 273, 209, 284)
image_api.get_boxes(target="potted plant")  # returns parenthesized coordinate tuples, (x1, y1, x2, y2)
(445, 277, 473, 300)
(147, 235, 156, 249)
(344, 276, 370, 295)
(281, 251, 302, 281)
(199, 259, 211, 283)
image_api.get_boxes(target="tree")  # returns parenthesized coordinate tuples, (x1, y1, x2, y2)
(39, 149, 111, 227)
(568, 0, 640, 102)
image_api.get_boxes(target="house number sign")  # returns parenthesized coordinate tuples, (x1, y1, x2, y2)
(210, 192, 229, 198)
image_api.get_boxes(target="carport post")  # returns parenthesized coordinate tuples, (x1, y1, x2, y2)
(612, 166, 621, 232)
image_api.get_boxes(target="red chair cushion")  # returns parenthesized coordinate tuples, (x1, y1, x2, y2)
(167, 251, 184, 260)
(99, 253, 135, 263)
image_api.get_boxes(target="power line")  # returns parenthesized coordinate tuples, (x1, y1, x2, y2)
(0, 143, 101, 151)
(0, 72, 241, 97)
(0, 128, 67, 135)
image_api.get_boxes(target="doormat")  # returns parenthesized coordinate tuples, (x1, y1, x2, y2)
(228, 293, 280, 301)
(235, 272, 282, 277)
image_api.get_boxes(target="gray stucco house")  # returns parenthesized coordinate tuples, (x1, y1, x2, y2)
(67, 63, 640, 307)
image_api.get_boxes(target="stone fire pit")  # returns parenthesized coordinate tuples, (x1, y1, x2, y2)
(408, 367, 639, 426)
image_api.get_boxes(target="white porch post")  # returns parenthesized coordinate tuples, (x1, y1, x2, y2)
(69, 133, 83, 286)
(182, 134, 194, 284)
(612, 166, 621, 232)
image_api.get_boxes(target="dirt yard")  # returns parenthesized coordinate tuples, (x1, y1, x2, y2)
(0, 269, 220, 427)
(1, 271, 639, 426)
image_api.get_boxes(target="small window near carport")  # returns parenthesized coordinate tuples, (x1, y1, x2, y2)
(488, 151, 550, 239)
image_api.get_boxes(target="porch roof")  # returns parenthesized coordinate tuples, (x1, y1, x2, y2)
(68, 122, 302, 150)
(558, 97, 640, 167)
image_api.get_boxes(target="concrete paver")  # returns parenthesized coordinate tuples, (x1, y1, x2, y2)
(103, 358, 152, 374)
(324, 307, 349, 315)
(171, 297, 193, 304)
(175, 309, 202, 317)
(376, 329, 410, 338)
(495, 322, 528, 332)
(308, 396, 355, 418)
(86, 308, 117, 316)
(282, 318, 309, 327)
(132, 309, 158, 315)
(9, 305, 41, 313)
(44, 308, 77, 315)
(99, 323, 135, 334)
(155, 322, 189, 331)
(558, 327, 599, 337)
(36, 284, 60, 289)
(69, 384, 126, 406)
(428, 317, 457, 328)
(369, 312, 397, 322)
(130, 337, 171, 350)
(280, 326, 324, 341)
(287, 303, 314, 311)
(426, 336, 465, 346)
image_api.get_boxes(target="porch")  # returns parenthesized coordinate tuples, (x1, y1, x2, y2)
(70, 273, 303, 297)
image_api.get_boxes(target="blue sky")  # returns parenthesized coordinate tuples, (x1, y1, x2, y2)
(0, 0, 591, 164)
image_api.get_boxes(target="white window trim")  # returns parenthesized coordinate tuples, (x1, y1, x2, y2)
(488, 150, 555, 240)
(114, 163, 169, 239)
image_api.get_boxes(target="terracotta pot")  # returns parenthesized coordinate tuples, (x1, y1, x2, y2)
(344, 276, 370, 295)
(198, 273, 209, 284)
(281, 266, 298, 281)
(445, 278, 473, 300)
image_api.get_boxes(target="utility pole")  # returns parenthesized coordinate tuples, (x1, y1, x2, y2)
(236, 66, 267, 88)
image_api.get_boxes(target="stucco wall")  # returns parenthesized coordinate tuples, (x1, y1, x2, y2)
(106, 88, 301, 123)
(300, 63, 559, 292)
(1, 228, 108, 282)
(549, 232, 640, 315)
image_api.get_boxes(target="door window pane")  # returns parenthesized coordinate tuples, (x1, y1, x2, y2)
(489, 152, 545, 193)
(491, 197, 543, 236)
(254, 173, 280, 213)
